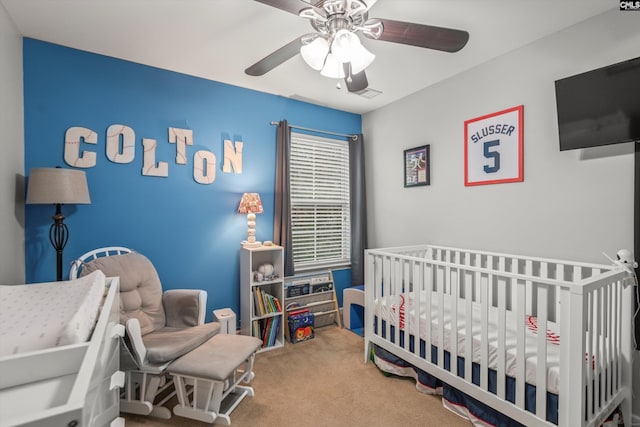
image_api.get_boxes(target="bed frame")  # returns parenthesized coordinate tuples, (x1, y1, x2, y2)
(364, 245, 634, 427)
(0, 277, 123, 427)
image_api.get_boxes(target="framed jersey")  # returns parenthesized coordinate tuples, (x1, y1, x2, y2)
(464, 105, 524, 186)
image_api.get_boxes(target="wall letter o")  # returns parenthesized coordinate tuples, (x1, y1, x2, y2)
(193, 150, 216, 184)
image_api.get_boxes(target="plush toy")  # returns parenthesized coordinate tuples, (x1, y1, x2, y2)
(258, 263, 275, 280)
(253, 271, 264, 282)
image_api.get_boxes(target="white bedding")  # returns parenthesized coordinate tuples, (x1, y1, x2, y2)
(0, 270, 106, 356)
(374, 292, 563, 394)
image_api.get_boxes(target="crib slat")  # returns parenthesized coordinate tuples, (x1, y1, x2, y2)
(525, 260, 534, 316)
(480, 269, 489, 391)
(392, 257, 400, 350)
(603, 284, 611, 403)
(515, 277, 526, 410)
(535, 264, 549, 421)
(586, 290, 594, 420)
(611, 282, 617, 399)
(424, 263, 433, 362)
(450, 264, 459, 377)
(595, 286, 601, 411)
(383, 256, 391, 344)
(437, 265, 445, 372)
(464, 270, 473, 382)
(496, 258, 507, 400)
(412, 259, 421, 358)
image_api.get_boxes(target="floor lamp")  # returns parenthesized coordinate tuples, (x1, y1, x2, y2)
(26, 167, 91, 281)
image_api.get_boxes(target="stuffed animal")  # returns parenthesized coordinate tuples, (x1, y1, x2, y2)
(253, 271, 264, 282)
(258, 263, 275, 280)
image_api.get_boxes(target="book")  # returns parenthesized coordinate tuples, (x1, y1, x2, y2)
(268, 315, 280, 347)
(273, 295, 282, 312)
(252, 319, 261, 339)
(264, 292, 275, 313)
(262, 317, 272, 347)
(253, 289, 262, 316)
(255, 287, 266, 316)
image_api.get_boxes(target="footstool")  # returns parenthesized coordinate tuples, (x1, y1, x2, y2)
(168, 334, 262, 425)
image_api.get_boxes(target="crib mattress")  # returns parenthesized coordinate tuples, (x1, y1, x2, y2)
(0, 270, 106, 356)
(374, 292, 562, 394)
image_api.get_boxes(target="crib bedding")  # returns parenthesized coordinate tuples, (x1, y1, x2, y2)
(0, 270, 106, 356)
(373, 291, 564, 394)
(372, 336, 560, 425)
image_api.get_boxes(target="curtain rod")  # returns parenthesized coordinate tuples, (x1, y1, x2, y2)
(269, 121, 358, 140)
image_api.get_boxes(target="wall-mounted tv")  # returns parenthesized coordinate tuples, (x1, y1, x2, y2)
(555, 56, 640, 151)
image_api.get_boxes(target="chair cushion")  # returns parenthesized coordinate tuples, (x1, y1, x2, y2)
(143, 322, 221, 363)
(168, 334, 262, 380)
(81, 252, 165, 335)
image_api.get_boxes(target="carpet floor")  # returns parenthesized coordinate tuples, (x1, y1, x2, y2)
(123, 326, 471, 427)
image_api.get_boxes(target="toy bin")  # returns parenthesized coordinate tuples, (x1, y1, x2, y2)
(288, 311, 314, 343)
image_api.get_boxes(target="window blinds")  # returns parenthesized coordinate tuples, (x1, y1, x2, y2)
(290, 132, 351, 270)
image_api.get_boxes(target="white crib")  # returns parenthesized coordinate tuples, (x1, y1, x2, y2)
(0, 273, 123, 427)
(364, 244, 635, 427)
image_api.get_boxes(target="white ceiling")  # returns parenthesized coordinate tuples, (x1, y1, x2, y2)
(2, 0, 612, 115)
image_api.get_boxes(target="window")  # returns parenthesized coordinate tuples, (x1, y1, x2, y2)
(290, 132, 350, 270)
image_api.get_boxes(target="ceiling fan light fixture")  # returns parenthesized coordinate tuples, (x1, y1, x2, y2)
(349, 44, 375, 74)
(331, 29, 360, 63)
(320, 53, 346, 79)
(300, 36, 329, 71)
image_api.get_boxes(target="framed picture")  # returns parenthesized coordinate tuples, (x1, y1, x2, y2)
(404, 145, 430, 187)
(464, 105, 524, 186)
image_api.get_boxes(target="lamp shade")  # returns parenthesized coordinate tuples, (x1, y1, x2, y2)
(300, 36, 329, 71)
(238, 192, 263, 214)
(26, 168, 91, 205)
(320, 54, 346, 79)
(331, 29, 360, 63)
(349, 43, 375, 75)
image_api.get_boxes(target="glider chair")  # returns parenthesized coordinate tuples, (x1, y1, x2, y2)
(70, 247, 220, 419)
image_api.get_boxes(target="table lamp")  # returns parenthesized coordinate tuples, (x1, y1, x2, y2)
(238, 192, 263, 248)
(26, 167, 91, 281)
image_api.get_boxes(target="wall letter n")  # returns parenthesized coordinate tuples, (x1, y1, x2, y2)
(223, 139, 243, 173)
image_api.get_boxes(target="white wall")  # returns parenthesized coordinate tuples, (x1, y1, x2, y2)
(363, 9, 640, 421)
(363, 10, 637, 264)
(0, 4, 25, 284)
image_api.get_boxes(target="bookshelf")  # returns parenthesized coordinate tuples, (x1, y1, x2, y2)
(283, 270, 342, 340)
(240, 245, 284, 352)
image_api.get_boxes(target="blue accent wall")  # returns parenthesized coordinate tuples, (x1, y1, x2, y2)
(23, 38, 361, 321)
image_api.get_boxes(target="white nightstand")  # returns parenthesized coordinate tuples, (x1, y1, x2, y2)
(213, 308, 237, 334)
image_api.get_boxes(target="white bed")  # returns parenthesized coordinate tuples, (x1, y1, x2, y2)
(0, 271, 123, 427)
(364, 245, 635, 427)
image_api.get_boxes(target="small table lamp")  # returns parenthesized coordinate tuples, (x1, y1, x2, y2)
(26, 167, 91, 281)
(238, 192, 263, 248)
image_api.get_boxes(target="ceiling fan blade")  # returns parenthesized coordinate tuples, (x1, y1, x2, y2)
(370, 18, 469, 53)
(254, 0, 323, 15)
(343, 64, 368, 93)
(363, 0, 378, 11)
(245, 37, 304, 76)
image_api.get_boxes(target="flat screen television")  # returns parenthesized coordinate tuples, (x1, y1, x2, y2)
(555, 56, 640, 151)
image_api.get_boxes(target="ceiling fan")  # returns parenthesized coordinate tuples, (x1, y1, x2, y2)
(245, 0, 469, 93)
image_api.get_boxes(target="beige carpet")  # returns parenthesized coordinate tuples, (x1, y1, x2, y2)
(123, 327, 471, 427)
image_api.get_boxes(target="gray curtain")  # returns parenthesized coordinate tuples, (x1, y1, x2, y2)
(274, 120, 295, 277)
(349, 134, 367, 285)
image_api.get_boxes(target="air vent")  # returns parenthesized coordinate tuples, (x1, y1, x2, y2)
(354, 88, 382, 99)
